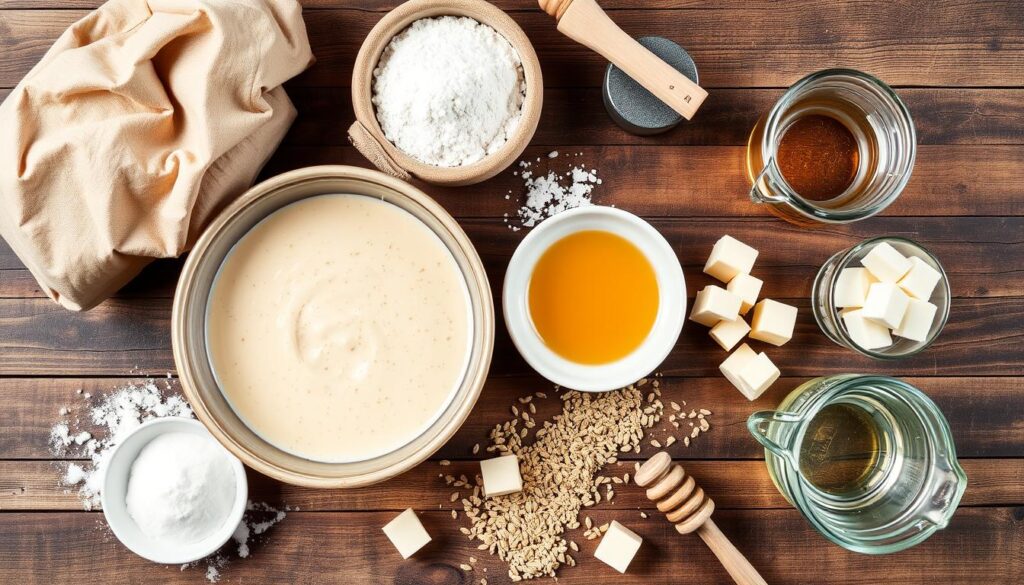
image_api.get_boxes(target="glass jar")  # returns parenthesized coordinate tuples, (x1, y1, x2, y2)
(746, 69, 916, 225)
(748, 375, 967, 554)
(812, 236, 950, 359)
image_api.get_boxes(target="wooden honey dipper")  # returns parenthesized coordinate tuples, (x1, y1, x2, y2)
(538, 0, 708, 120)
(635, 452, 767, 585)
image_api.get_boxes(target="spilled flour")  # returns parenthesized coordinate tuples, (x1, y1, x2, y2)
(49, 380, 193, 509)
(507, 151, 602, 230)
(48, 380, 290, 582)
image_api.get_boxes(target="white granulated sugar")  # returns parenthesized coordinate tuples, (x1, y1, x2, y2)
(510, 153, 602, 229)
(126, 432, 237, 544)
(48, 380, 291, 582)
(372, 16, 525, 167)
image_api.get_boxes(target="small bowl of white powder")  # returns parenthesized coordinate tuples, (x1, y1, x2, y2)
(349, 0, 543, 186)
(101, 417, 247, 564)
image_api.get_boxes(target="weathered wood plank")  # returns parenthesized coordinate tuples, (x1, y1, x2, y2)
(1, 457, 1019, 512)
(2, 216, 1022, 299)
(279, 87, 1024, 147)
(3, 377, 1021, 460)
(0, 295, 1020, 376)
(258, 145, 1024, 217)
(4, 86, 1022, 145)
(0, 508, 1020, 584)
(2, 4, 1022, 88)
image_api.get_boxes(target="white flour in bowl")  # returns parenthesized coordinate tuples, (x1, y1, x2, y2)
(372, 16, 525, 167)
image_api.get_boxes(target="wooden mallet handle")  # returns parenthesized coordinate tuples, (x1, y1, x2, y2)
(635, 452, 768, 585)
(538, 0, 708, 120)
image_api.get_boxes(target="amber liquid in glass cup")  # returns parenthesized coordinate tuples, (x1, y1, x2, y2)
(746, 69, 916, 225)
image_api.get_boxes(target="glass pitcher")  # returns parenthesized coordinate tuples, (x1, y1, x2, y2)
(747, 375, 966, 554)
(746, 69, 916, 225)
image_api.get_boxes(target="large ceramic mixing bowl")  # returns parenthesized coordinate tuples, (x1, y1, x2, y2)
(172, 166, 494, 488)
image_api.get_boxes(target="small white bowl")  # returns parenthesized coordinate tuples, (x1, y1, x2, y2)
(101, 417, 248, 564)
(503, 206, 686, 391)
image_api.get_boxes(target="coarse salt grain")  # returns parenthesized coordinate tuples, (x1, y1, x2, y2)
(511, 154, 601, 229)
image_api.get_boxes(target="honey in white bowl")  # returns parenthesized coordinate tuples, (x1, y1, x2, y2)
(527, 230, 659, 365)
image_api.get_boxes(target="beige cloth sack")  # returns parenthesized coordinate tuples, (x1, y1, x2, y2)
(0, 0, 313, 310)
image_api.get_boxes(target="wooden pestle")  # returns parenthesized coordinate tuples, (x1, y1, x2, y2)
(635, 452, 768, 585)
(538, 0, 708, 120)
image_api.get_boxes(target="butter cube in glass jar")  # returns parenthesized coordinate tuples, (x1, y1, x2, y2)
(812, 236, 949, 359)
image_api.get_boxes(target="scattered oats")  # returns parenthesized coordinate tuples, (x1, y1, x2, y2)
(470, 556, 478, 564)
(450, 492, 460, 503)
(455, 383, 662, 579)
(684, 437, 691, 447)
(650, 439, 662, 448)
(529, 402, 536, 414)
(691, 427, 700, 439)
(473, 443, 480, 455)
(689, 410, 698, 418)
(440, 460, 451, 466)
(640, 511, 649, 519)
(700, 409, 712, 416)
(665, 436, 677, 447)
(670, 401, 681, 411)
(452, 509, 458, 519)
(461, 564, 473, 571)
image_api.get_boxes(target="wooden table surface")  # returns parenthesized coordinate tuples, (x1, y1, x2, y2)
(1, 1, 1023, 583)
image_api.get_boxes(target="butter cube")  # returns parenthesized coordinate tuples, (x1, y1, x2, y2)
(382, 508, 431, 559)
(704, 235, 758, 283)
(861, 282, 910, 329)
(689, 285, 742, 327)
(593, 521, 643, 573)
(842, 309, 892, 350)
(749, 299, 798, 346)
(893, 299, 938, 342)
(833, 267, 877, 308)
(860, 242, 912, 283)
(709, 317, 750, 351)
(898, 257, 942, 301)
(480, 454, 522, 497)
(719, 344, 779, 401)
(727, 273, 763, 315)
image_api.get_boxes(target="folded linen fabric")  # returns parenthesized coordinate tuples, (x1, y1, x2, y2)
(0, 0, 313, 310)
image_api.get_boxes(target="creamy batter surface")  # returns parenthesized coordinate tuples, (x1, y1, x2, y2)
(206, 195, 471, 462)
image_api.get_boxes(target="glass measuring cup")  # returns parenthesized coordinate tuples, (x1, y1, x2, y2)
(747, 375, 966, 554)
(746, 69, 916, 225)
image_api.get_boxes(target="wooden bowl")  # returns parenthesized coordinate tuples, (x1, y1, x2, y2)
(171, 166, 494, 488)
(348, 0, 543, 186)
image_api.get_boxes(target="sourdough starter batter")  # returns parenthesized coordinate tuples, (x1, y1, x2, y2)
(206, 195, 470, 462)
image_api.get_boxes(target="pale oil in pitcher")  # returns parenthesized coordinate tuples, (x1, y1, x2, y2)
(798, 402, 885, 496)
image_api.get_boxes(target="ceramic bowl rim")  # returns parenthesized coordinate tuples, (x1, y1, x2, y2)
(100, 417, 248, 565)
(502, 206, 686, 392)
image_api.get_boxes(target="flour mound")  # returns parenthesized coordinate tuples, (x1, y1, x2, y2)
(372, 16, 525, 167)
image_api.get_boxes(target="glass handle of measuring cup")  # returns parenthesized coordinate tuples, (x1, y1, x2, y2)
(747, 410, 802, 465)
(749, 158, 792, 205)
